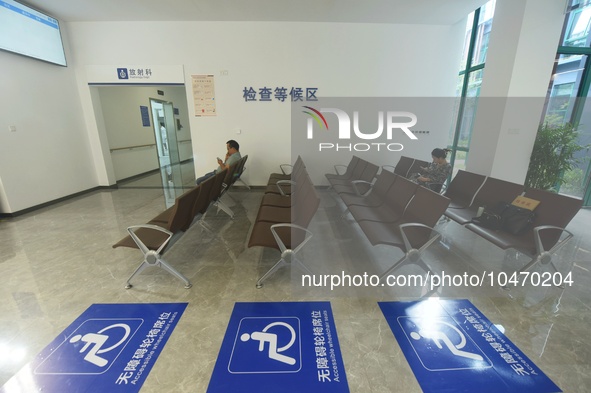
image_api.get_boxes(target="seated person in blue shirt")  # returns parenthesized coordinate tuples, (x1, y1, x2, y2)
(196, 140, 242, 184)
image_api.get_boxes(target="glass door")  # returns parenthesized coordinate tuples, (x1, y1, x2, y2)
(150, 99, 183, 206)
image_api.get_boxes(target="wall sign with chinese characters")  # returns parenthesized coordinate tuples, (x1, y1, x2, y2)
(243, 87, 318, 102)
(192, 74, 217, 116)
(0, 303, 188, 393)
(85, 65, 185, 85)
(208, 302, 349, 393)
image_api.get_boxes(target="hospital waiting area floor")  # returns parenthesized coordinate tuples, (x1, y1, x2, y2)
(1, 166, 590, 393)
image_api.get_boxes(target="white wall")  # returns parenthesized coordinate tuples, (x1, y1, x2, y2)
(0, 24, 97, 214)
(466, 0, 565, 183)
(0, 18, 469, 214)
(95, 85, 192, 181)
(68, 21, 466, 186)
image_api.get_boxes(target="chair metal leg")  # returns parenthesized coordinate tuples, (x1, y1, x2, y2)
(235, 178, 251, 190)
(256, 223, 314, 288)
(256, 257, 289, 288)
(255, 251, 313, 289)
(126, 250, 192, 289)
(215, 200, 235, 219)
(379, 251, 433, 282)
(125, 260, 152, 289)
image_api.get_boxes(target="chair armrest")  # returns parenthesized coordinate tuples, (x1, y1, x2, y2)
(533, 225, 574, 255)
(398, 222, 442, 252)
(279, 164, 293, 175)
(276, 180, 295, 196)
(351, 180, 373, 196)
(127, 224, 174, 255)
(270, 223, 313, 254)
(333, 164, 348, 175)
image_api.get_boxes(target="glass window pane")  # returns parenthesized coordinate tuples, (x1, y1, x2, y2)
(451, 150, 468, 175)
(459, 12, 474, 71)
(563, 93, 591, 199)
(456, 73, 465, 97)
(539, 53, 590, 199)
(466, 69, 483, 97)
(562, 4, 591, 47)
(544, 54, 587, 126)
(471, 0, 496, 66)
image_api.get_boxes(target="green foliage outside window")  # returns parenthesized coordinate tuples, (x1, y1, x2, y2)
(525, 122, 589, 191)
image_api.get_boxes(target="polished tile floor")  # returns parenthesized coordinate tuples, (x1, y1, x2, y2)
(0, 167, 590, 392)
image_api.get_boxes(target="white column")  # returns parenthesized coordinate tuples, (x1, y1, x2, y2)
(466, 0, 566, 183)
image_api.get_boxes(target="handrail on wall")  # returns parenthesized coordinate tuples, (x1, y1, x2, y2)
(110, 143, 156, 152)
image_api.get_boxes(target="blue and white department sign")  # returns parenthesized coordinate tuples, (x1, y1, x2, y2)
(208, 302, 349, 393)
(379, 299, 561, 393)
(0, 303, 187, 393)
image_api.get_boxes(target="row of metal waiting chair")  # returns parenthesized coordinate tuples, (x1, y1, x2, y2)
(330, 155, 583, 278)
(328, 157, 451, 279)
(442, 169, 582, 274)
(112, 155, 248, 289)
(247, 156, 320, 288)
(327, 155, 445, 194)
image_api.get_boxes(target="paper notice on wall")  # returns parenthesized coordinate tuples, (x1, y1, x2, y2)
(192, 74, 216, 116)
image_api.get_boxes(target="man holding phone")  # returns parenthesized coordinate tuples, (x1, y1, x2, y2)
(196, 140, 241, 184)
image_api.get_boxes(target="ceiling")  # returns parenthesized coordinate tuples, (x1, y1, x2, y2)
(23, 0, 489, 25)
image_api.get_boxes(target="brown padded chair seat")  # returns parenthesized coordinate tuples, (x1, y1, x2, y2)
(328, 160, 373, 187)
(331, 161, 379, 194)
(255, 205, 292, 223)
(405, 159, 430, 179)
(269, 156, 304, 181)
(248, 174, 319, 249)
(247, 221, 306, 250)
(349, 176, 417, 223)
(339, 170, 398, 208)
(112, 226, 172, 251)
(465, 188, 583, 255)
(259, 193, 293, 208)
(265, 162, 306, 194)
(149, 205, 176, 226)
(325, 156, 360, 181)
(392, 156, 415, 177)
(358, 186, 450, 249)
(113, 185, 198, 251)
(464, 223, 537, 254)
(268, 160, 305, 185)
(445, 177, 524, 225)
(150, 186, 201, 230)
(444, 170, 486, 209)
(192, 175, 216, 216)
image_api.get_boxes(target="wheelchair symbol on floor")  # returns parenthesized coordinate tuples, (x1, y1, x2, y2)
(34, 318, 143, 375)
(69, 323, 132, 367)
(399, 316, 492, 371)
(229, 317, 301, 373)
(240, 322, 297, 365)
(410, 321, 483, 361)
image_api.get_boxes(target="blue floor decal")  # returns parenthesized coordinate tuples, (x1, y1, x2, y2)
(1, 303, 187, 393)
(379, 299, 561, 393)
(208, 302, 349, 393)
